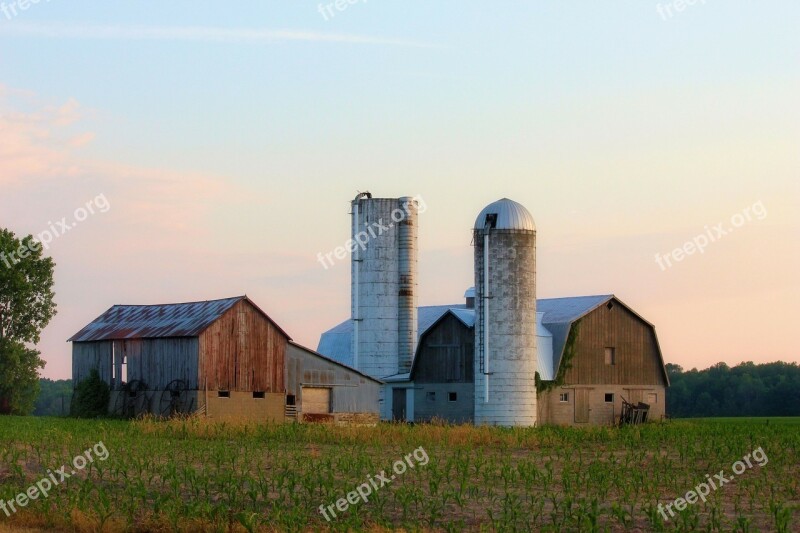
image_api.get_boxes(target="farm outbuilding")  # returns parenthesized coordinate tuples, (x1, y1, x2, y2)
(69, 296, 381, 424)
(319, 294, 668, 426)
(317, 194, 670, 426)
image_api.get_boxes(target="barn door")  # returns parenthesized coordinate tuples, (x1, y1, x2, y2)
(392, 388, 407, 421)
(628, 389, 644, 405)
(302, 387, 331, 414)
(575, 389, 590, 423)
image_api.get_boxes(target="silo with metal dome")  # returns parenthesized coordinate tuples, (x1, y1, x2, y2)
(473, 198, 538, 426)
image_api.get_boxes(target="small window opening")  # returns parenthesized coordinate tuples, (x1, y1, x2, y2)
(605, 347, 616, 365)
(448, 392, 457, 402)
(218, 391, 230, 398)
(605, 393, 614, 403)
(607, 301, 614, 309)
(559, 393, 569, 402)
(286, 394, 296, 406)
(253, 391, 265, 399)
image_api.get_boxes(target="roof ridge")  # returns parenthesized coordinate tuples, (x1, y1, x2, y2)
(110, 296, 246, 308)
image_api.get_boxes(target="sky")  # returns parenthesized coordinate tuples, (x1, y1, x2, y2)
(1, 1, 798, 379)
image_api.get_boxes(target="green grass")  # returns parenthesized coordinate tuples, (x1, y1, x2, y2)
(0, 416, 797, 532)
(683, 417, 800, 425)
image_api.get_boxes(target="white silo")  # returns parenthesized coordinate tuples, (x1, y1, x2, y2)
(473, 198, 538, 426)
(351, 193, 419, 378)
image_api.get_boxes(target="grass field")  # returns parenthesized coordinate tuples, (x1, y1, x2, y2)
(0, 416, 797, 532)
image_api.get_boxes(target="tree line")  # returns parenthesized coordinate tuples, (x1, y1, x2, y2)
(666, 361, 800, 418)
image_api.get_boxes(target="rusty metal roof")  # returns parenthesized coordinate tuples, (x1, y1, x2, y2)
(69, 296, 249, 342)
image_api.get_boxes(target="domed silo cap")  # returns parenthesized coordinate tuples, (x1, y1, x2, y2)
(474, 198, 536, 231)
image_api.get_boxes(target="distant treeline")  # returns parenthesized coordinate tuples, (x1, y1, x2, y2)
(34, 378, 72, 416)
(34, 363, 800, 419)
(667, 362, 800, 418)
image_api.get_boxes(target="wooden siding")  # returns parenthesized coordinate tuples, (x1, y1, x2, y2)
(413, 313, 474, 384)
(198, 300, 287, 392)
(72, 341, 113, 386)
(113, 338, 199, 390)
(561, 303, 666, 386)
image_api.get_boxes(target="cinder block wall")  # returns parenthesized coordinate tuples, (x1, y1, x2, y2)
(205, 391, 285, 422)
(538, 385, 666, 426)
(414, 383, 474, 424)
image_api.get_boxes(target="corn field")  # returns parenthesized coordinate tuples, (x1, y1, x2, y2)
(0, 416, 797, 532)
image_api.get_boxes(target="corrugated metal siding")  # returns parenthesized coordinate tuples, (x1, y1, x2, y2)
(562, 303, 666, 386)
(198, 300, 287, 392)
(69, 297, 244, 342)
(285, 343, 379, 414)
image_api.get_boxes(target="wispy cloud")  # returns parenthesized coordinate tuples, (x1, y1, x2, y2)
(0, 22, 434, 47)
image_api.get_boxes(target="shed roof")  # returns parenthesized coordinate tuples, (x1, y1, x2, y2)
(68, 296, 291, 342)
(287, 341, 383, 384)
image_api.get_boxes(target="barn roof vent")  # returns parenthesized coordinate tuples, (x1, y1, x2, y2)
(464, 287, 475, 309)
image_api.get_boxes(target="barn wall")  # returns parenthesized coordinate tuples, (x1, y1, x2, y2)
(115, 338, 199, 390)
(206, 391, 285, 421)
(414, 383, 474, 424)
(410, 313, 475, 424)
(413, 313, 474, 384)
(72, 341, 113, 386)
(198, 300, 287, 392)
(538, 385, 667, 426)
(561, 303, 667, 386)
(285, 343, 380, 415)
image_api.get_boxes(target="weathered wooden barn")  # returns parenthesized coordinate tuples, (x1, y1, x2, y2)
(535, 295, 668, 425)
(70, 296, 380, 423)
(319, 293, 668, 426)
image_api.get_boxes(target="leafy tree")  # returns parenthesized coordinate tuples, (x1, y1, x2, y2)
(71, 369, 110, 418)
(0, 229, 56, 415)
(0, 339, 45, 414)
(667, 361, 800, 417)
(34, 378, 73, 416)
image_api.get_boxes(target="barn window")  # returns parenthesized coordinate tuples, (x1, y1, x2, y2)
(426, 391, 436, 402)
(253, 391, 265, 399)
(559, 393, 569, 402)
(218, 391, 230, 398)
(605, 393, 614, 403)
(605, 347, 616, 365)
(286, 394, 296, 406)
(448, 392, 457, 402)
